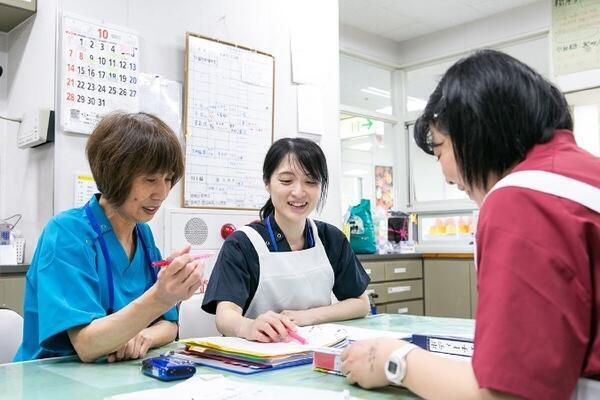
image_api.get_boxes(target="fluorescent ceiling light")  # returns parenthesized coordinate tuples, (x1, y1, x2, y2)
(360, 86, 390, 99)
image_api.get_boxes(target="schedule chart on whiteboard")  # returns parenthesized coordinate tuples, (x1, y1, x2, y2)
(61, 15, 140, 134)
(184, 34, 274, 209)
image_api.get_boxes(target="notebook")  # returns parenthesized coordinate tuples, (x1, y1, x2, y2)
(181, 324, 348, 358)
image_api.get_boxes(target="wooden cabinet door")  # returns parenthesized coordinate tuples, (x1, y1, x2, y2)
(0, 275, 25, 316)
(469, 261, 477, 318)
(424, 260, 471, 318)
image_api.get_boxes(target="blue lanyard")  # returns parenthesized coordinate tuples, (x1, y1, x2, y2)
(84, 202, 157, 314)
(265, 215, 314, 252)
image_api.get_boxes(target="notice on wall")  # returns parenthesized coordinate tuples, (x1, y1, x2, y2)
(183, 33, 274, 209)
(552, 0, 600, 76)
(61, 14, 140, 134)
(74, 174, 98, 208)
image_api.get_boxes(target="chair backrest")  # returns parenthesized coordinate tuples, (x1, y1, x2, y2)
(178, 293, 219, 339)
(0, 309, 23, 363)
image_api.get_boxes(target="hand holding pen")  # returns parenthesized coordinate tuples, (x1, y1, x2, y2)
(152, 244, 205, 305)
(152, 252, 215, 267)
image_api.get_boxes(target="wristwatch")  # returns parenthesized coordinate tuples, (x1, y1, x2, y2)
(385, 344, 418, 385)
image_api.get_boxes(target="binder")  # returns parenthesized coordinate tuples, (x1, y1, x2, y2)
(411, 334, 473, 357)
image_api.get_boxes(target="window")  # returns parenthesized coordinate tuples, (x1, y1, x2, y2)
(340, 115, 397, 217)
(340, 55, 393, 115)
(566, 87, 600, 157)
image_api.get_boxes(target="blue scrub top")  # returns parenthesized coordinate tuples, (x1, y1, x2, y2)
(14, 194, 178, 361)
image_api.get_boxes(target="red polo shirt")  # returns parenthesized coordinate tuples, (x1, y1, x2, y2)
(473, 130, 600, 400)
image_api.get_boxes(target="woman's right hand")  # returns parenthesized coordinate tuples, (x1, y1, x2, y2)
(153, 244, 204, 306)
(239, 311, 297, 342)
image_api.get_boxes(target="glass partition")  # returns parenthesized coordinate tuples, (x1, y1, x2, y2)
(340, 55, 393, 115)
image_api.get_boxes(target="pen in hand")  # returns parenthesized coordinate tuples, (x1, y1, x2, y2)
(287, 329, 308, 345)
(151, 252, 215, 267)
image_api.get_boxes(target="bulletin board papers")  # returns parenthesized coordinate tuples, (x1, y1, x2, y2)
(184, 34, 274, 209)
(552, 0, 600, 76)
(73, 174, 97, 208)
(297, 84, 324, 135)
(61, 14, 140, 134)
(139, 74, 182, 138)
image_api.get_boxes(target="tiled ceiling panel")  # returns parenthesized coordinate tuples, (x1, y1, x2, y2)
(340, 0, 542, 42)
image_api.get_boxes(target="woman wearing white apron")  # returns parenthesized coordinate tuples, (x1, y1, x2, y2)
(341, 50, 600, 400)
(203, 138, 370, 343)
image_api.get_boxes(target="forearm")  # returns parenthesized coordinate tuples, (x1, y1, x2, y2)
(143, 319, 178, 349)
(215, 303, 249, 337)
(308, 294, 370, 325)
(402, 350, 479, 399)
(404, 350, 517, 400)
(69, 287, 172, 362)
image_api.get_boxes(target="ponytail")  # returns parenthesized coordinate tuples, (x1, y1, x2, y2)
(260, 197, 275, 221)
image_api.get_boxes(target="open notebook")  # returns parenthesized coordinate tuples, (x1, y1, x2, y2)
(181, 324, 348, 358)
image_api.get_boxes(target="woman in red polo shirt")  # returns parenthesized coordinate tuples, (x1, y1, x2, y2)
(341, 49, 600, 400)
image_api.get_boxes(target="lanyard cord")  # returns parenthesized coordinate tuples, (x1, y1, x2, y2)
(84, 202, 156, 314)
(265, 215, 314, 252)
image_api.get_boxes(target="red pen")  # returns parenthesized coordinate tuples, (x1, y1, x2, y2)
(151, 252, 215, 267)
(287, 329, 308, 345)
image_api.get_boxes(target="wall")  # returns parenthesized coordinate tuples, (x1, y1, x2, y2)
(339, 23, 400, 66)
(1, 0, 341, 262)
(3, 4, 56, 263)
(395, 0, 551, 66)
(1, 32, 7, 219)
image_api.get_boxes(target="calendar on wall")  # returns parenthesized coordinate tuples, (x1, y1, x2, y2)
(60, 14, 140, 134)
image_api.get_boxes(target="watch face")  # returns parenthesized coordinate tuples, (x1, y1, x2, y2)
(387, 360, 398, 374)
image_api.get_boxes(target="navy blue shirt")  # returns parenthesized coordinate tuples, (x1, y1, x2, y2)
(202, 218, 370, 315)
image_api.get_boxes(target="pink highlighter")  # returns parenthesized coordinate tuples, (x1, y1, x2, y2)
(152, 253, 214, 267)
(287, 329, 308, 345)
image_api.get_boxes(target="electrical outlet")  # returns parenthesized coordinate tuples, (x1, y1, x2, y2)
(17, 108, 55, 148)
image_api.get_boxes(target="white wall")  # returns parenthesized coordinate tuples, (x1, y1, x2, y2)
(1, 0, 342, 262)
(395, 0, 551, 66)
(339, 23, 400, 66)
(1, 32, 7, 219)
(3, 4, 56, 263)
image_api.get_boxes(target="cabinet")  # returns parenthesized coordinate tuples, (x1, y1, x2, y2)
(0, 0, 36, 32)
(362, 258, 424, 316)
(424, 259, 476, 318)
(0, 273, 25, 316)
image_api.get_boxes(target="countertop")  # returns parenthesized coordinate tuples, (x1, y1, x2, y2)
(0, 264, 29, 274)
(357, 253, 473, 261)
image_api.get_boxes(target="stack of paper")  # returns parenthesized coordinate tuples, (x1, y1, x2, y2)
(107, 374, 351, 400)
(175, 325, 348, 374)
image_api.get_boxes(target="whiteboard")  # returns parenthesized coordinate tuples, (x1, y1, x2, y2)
(60, 14, 140, 134)
(183, 33, 274, 209)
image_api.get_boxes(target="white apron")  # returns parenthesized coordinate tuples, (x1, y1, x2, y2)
(239, 219, 335, 319)
(473, 170, 600, 399)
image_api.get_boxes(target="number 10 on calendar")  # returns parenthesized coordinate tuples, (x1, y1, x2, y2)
(61, 15, 140, 134)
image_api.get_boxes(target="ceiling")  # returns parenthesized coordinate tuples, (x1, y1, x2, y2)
(339, 0, 541, 42)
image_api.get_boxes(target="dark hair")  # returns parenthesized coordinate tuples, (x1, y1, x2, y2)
(259, 138, 329, 220)
(86, 112, 184, 207)
(414, 49, 573, 190)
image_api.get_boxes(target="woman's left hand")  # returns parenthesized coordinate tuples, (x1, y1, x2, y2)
(280, 309, 316, 326)
(341, 338, 405, 389)
(107, 329, 154, 362)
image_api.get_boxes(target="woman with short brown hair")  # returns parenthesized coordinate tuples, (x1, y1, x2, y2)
(15, 112, 203, 363)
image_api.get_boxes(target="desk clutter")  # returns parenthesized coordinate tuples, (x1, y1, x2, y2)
(173, 324, 349, 374)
